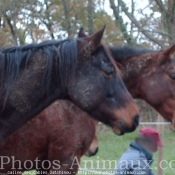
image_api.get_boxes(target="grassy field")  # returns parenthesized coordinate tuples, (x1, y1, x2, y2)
(77, 126, 175, 175)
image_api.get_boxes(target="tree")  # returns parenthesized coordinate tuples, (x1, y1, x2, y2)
(0, 0, 125, 45)
(109, 0, 175, 49)
(109, 0, 136, 45)
(87, 0, 94, 34)
(0, 0, 26, 45)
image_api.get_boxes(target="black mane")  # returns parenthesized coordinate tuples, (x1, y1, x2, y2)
(110, 46, 157, 62)
(0, 39, 79, 105)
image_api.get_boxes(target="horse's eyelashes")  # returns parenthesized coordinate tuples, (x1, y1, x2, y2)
(167, 69, 175, 80)
(104, 67, 115, 76)
(169, 75, 175, 81)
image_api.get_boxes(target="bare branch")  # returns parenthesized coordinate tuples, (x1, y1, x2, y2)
(87, 0, 94, 35)
(130, 0, 135, 36)
(41, 1, 55, 39)
(154, 0, 167, 15)
(109, 0, 135, 45)
(3, 13, 18, 45)
(173, 0, 175, 15)
(154, 0, 175, 44)
(118, 0, 165, 48)
(61, 0, 72, 37)
(40, 19, 54, 40)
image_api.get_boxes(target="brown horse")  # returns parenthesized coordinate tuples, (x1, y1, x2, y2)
(110, 45, 175, 130)
(0, 26, 139, 145)
(0, 100, 98, 175)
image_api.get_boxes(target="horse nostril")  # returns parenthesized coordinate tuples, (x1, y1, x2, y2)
(89, 147, 99, 157)
(118, 120, 125, 134)
(133, 115, 139, 127)
(94, 147, 99, 155)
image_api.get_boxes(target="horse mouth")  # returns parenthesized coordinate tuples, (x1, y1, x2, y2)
(110, 120, 125, 135)
(112, 119, 137, 135)
(85, 147, 99, 157)
(112, 127, 125, 135)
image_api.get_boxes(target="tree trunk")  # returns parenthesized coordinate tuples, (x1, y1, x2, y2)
(155, 0, 175, 44)
(62, 0, 72, 37)
(87, 0, 94, 35)
(118, 0, 165, 48)
(109, 0, 134, 45)
(3, 13, 18, 45)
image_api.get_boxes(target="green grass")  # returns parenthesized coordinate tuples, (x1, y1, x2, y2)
(77, 127, 175, 175)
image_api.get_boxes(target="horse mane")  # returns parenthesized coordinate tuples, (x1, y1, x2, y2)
(0, 39, 78, 105)
(109, 46, 157, 62)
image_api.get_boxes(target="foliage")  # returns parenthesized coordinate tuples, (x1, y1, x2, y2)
(0, 0, 125, 46)
(0, 0, 174, 49)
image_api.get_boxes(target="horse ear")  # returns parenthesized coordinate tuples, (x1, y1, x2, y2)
(87, 25, 106, 53)
(78, 27, 87, 37)
(164, 44, 175, 60)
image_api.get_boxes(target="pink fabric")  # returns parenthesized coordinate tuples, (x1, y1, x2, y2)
(140, 127, 163, 147)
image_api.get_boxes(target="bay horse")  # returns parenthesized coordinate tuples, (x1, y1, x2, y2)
(78, 27, 175, 130)
(110, 45, 175, 130)
(0, 26, 139, 145)
(0, 100, 98, 175)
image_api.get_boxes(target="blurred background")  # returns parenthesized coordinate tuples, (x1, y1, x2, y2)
(0, 0, 174, 49)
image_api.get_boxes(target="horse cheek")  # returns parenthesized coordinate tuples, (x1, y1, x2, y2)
(68, 77, 102, 111)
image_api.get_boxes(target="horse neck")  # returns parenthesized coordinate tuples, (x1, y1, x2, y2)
(120, 54, 154, 98)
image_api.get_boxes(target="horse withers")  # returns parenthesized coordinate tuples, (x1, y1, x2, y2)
(0, 100, 98, 175)
(0, 26, 139, 145)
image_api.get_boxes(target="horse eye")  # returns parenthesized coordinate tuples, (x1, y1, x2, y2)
(104, 67, 115, 77)
(170, 75, 175, 81)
